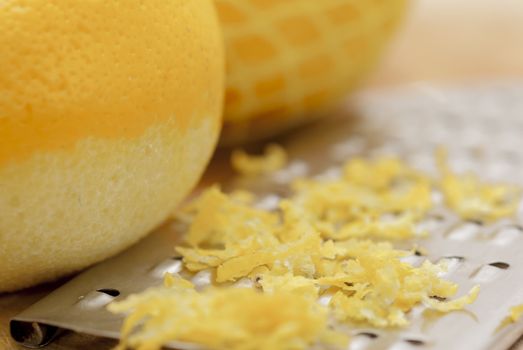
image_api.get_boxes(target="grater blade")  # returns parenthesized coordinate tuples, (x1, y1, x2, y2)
(10, 83, 523, 350)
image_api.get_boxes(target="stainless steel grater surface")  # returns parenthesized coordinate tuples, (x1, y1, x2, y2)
(10, 83, 523, 350)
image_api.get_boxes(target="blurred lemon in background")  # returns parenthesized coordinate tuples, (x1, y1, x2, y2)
(217, 0, 408, 143)
(0, 0, 224, 291)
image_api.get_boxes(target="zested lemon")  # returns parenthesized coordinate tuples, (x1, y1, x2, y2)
(0, 0, 224, 292)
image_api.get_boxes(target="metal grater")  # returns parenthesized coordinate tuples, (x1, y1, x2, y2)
(10, 83, 523, 350)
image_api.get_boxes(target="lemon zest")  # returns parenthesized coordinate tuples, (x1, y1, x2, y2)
(107, 153, 523, 350)
(510, 304, 523, 322)
(497, 304, 523, 330)
(108, 276, 346, 350)
(437, 148, 521, 221)
(422, 285, 480, 312)
(231, 144, 288, 176)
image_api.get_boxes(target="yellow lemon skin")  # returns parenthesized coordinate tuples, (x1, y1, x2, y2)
(216, 0, 407, 143)
(0, 0, 224, 292)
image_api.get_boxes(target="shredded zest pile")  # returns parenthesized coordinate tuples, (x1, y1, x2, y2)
(108, 276, 345, 350)
(109, 148, 522, 350)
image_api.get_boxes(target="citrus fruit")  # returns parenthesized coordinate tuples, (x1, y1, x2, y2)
(216, 0, 407, 143)
(0, 0, 224, 291)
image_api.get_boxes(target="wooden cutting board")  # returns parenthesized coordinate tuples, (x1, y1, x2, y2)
(2, 0, 523, 348)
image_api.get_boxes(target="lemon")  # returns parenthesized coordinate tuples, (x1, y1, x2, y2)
(216, 0, 407, 143)
(0, 0, 224, 292)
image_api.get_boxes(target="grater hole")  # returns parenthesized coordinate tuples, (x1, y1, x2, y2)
(317, 293, 333, 306)
(471, 262, 510, 282)
(348, 331, 379, 350)
(430, 214, 445, 222)
(408, 153, 435, 173)
(449, 155, 477, 174)
(437, 256, 465, 276)
(255, 194, 281, 211)
(389, 339, 427, 350)
(404, 339, 425, 346)
(430, 190, 444, 204)
(96, 288, 120, 297)
(493, 225, 523, 245)
(467, 219, 484, 226)
(489, 262, 510, 269)
(444, 255, 465, 261)
(380, 212, 403, 224)
(400, 255, 425, 267)
(370, 142, 405, 158)
(446, 221, 482, 241)
(271, 160, 308, 184)
(500, 150, 520, 163)
(314, 166, 342, 181)
(232, 277, 254, 289)
(356, 332, 379, 339)
(149, 257, 183, 278)
(191, 269, 213, 289)
(254, 276, 263, 283)
(487, 160, 513, 180)
(77, 289, 120, 309)
(415, 213, 446, 234)
(330, 138, 366, 161)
